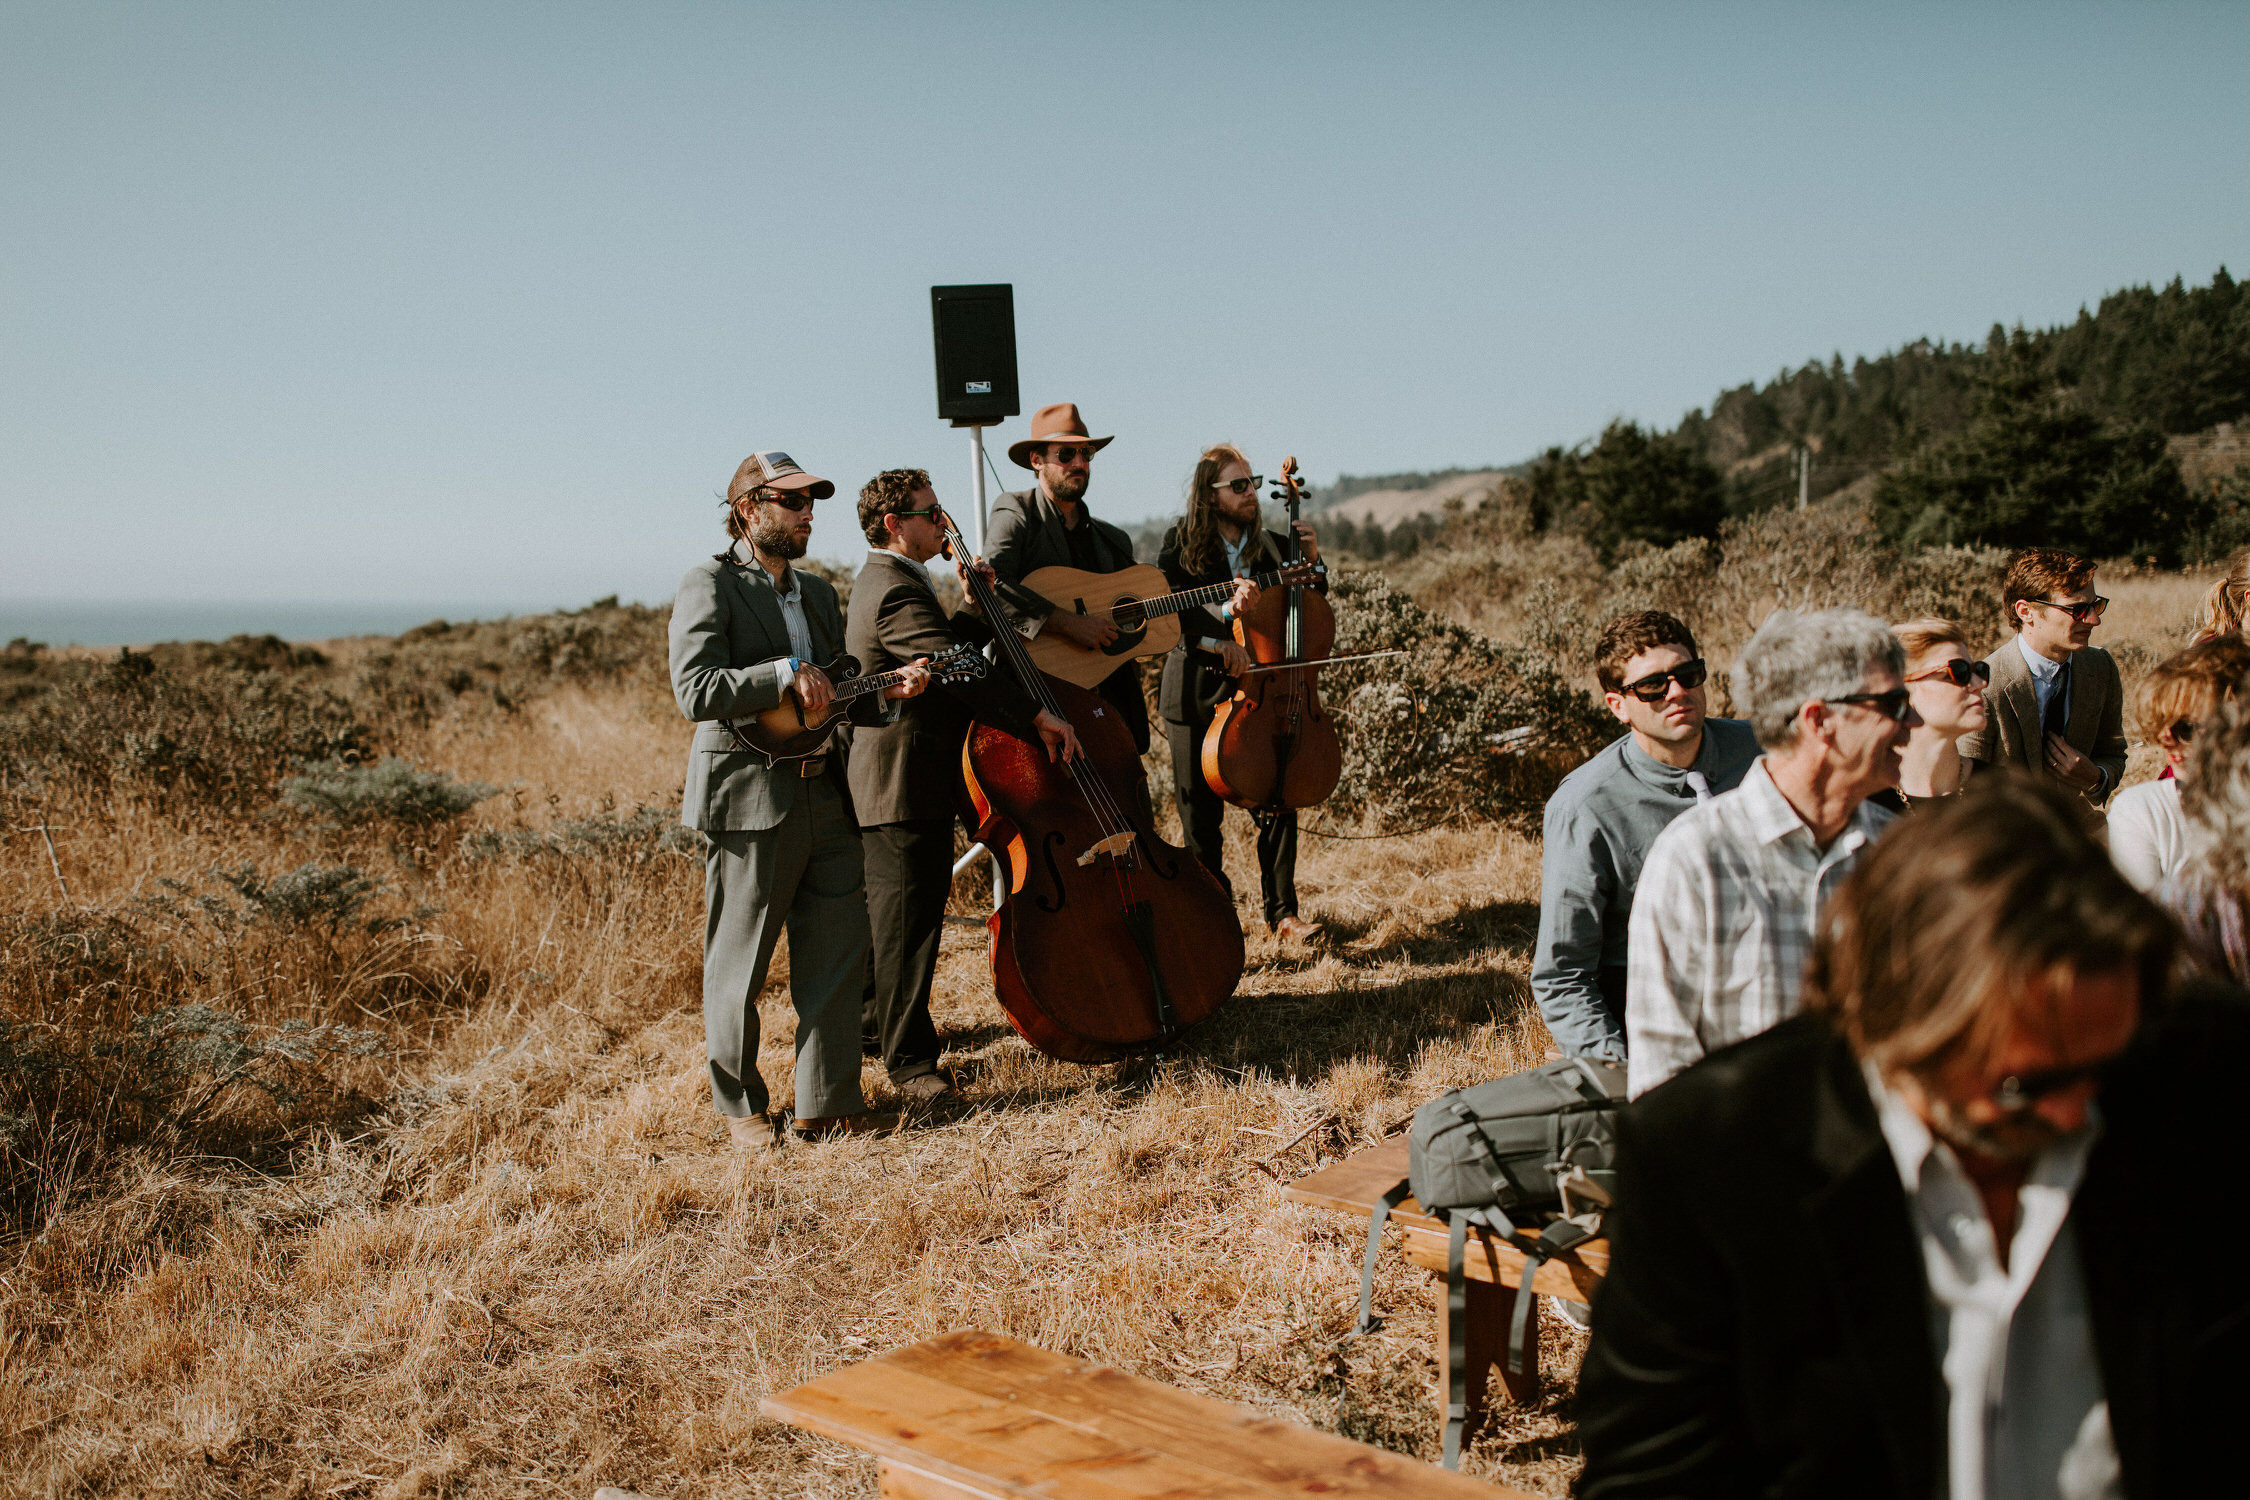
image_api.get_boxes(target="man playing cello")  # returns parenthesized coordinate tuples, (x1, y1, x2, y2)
(1158, 444, 1326, 942)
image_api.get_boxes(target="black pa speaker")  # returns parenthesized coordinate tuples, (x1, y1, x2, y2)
(930, 284, 1020, 424)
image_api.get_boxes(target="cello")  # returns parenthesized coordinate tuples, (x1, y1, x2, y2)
(936, 505, 1244, 1062)
(1201, 457, 1344, 811)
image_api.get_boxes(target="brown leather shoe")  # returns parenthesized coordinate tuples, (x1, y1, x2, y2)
(1272, 915, 1325, 943)
(726, 1113, 779, 1152)
(894, 1072, 955, 1103)
(791, 1112, 888, 1140)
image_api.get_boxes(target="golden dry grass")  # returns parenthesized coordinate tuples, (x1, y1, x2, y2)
(2, 557, 2220, 1499)
(0, 675, 1576, 1498)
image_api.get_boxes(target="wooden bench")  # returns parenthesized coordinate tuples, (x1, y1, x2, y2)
(1282, 1140, 1608, 1425)
(761, 1329, 1532, 1498)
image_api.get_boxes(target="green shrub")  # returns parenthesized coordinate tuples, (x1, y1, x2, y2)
(280, 756, 497, 827)
(461, 804, 701, 864)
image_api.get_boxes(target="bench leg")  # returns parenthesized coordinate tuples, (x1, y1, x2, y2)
(1438, 1273, 1542, 1442)
(879, 1459, 993, 1500)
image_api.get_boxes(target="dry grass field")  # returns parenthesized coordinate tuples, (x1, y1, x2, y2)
(0, 548, 2218, 1499)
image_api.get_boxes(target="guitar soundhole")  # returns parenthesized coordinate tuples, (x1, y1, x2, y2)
(1107, 597, 1148, 654)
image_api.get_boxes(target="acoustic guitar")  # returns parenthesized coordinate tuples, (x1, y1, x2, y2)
(1018, 559, 1320, 690)
(723, 642, 987, 765)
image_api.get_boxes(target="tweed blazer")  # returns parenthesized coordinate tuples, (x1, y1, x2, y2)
(1955, 636, 2128, 806)
(844, 550, 1041, 827)
(668, 550, 880, 832)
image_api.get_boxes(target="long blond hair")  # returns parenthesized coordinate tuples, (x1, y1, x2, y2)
(2193, 550, 2250, 644)
(1177, 444, 1274, 576)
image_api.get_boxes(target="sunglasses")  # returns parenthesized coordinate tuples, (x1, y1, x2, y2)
(1216, 475, 1265, 496)
(1044, 445, 1098, 465)
(1824, 688, 1914, 723)
(1617, 657, 1709, 702)
(753, 490, 816, 512)
(2026, 594, 2109, 622)
(1991, 1061, 2103, 1112)
(891, 507, 941, 520)
(1904, 658, 1992, 689)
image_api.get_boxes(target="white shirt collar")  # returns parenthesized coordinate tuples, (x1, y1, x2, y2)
(870, 546, 932, 587)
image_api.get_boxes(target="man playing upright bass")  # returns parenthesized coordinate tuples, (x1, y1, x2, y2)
(848, 469, 1080, 1103)
(1158, 444, 1323, 942)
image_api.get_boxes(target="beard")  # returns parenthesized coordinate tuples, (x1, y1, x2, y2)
(1045, 468, 1090, 505)
(1924, 1097, 2064, 1164)
(752, 513, 808, 560)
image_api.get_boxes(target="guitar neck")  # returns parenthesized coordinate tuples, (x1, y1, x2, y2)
(1143, 566, 1305, 620)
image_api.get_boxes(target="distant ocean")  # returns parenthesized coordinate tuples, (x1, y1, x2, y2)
(0, 600, 572, 650)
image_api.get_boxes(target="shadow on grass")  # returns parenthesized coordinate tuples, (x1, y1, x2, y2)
(1317, 899, 1541, 970)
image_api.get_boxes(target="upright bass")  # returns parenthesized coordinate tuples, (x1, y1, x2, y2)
(937, 506, 1244, 1062)
(1201, 457, 1343, 810)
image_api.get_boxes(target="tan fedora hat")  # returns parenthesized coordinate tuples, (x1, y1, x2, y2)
(1007, 403, 1115, 470)
(727, 449, 835, 504)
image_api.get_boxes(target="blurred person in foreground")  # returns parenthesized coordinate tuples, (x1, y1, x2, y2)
(670, 451, 928, 1150)
(1958, 548, 2127, 807)
(1579, 774, 2250, 1500)
(1533, 610, 1760, 1063)
(2160, 679, 2250, 984)
(1868, 617, 1988, 813)
(2106, 637, 2250, 893)
(1625, 608, 1912, 1097)
(2188, 548, 2249, 644)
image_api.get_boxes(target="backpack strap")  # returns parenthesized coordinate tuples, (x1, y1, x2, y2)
(1505, 1217, 1597, 1377)
(1340, 1179, 1412, 1343)
(1443, 1211, 1471, 1470)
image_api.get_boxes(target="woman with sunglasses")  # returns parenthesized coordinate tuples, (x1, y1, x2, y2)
(2107, 635, 2250, 892)
(1870, 618, 1988, 813)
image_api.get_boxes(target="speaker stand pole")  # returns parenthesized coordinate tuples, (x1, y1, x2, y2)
(966, 421, 991, 555)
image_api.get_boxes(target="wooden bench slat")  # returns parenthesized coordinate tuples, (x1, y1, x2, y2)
(762, 1332, 1528, 1499)
(883, 1333, 1502, 1497)
(1282, 1144, 1608, 1301)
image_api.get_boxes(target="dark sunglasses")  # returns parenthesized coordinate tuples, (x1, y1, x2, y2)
(1217, 475, 1264, 496)
(2027, 594, 2109, 622)
(1045, 445, 1098, 465)
(1618, 657, 1709, 702)
(1991, 1061, 2103, 1112)
(1824, 687, 1914, 723)
(891, 506, 941, 520)
(1904, 658, 1992, 689)
(754, 489, 816, 512)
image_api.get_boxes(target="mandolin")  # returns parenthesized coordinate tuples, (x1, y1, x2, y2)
(1018, 559, 1320, 690)
(723, 642, 987, 765)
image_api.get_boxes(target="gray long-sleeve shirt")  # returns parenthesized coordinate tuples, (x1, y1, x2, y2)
(1531, 718, 1761, 1062)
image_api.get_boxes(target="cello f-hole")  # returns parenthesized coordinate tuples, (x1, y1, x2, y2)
(1033, 829, 1071, 914)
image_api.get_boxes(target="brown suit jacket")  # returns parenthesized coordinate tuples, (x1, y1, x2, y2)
(1955, 636, 2128, 806)
(844, 549, 1040, 828)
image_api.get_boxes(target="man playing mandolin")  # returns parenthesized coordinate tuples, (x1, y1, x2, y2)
(670, 449, 929, 1152)
(848, 469, 1081, 1103)
(1158, 444, 1325, 942)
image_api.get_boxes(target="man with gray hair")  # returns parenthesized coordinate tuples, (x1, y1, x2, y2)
(1624, 608, 1915, 1097)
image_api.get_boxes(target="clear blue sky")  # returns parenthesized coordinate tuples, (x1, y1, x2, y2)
(5, 1, 2246, 614)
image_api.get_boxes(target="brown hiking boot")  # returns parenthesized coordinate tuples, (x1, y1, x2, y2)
(791, 1112, 889, 1141)
(726, 1113, 780, 1152)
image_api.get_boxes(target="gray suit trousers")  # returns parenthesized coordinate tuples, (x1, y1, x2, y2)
(702, 777, 869, 1120)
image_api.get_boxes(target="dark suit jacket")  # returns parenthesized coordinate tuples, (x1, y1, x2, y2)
(668, 548, 883, 831)
(1154, 522, 1326, 726)
(1956, 637, 2128, 806)
(1575, 990, 2250, 1499)
(844, 549, 1041, 828)
(983, 484, 1149, 752)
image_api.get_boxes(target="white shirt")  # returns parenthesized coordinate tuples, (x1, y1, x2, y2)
(2106, 777, 2194, 893)
(1624, 757, 1891, 1097)
(869, 545, 934, 591)
(1866, 1066, 2121, 1500)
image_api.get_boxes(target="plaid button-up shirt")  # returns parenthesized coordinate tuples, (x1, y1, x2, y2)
(1624, 757, 1892, 1097)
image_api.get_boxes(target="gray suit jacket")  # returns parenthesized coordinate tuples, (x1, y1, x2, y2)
(845, 550, 1040, 827)
(983, 485, 1139, 628)
(1956, 636, 2128, 806)
(669, 549, 878, 832)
